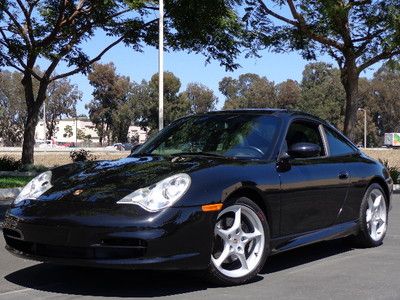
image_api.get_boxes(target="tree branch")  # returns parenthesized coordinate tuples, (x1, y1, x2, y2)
(358, 49, 400, 73)
(15, 0, 35, 44)
(2, 7, 31, 47)
(257, 0, 297, 26)
(50, 18, 158, 82)
(0, 53, 25, 73)
(285, 0, 344, 50)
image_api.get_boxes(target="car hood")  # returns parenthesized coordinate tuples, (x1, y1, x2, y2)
(40, 155, 229, 204)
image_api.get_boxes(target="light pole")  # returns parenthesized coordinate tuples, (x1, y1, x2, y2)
(158, 0, 164, 131)
(358, 108, 367, 148)
(43, 99, 46, 141)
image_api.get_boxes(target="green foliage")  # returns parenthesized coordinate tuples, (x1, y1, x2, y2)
(45, 78, 81, 139)
(63, 125, 74, 138)
(0, 156, 22, 171)
(297, 62, 345, 128)
(70, 149, 96, 163)
(180, 83, 218, 114)
(0, 71, 27, 146)
(0, 176, 33, 189)
(238, 0, 400, 138)
(132, 71, 190, 131)
(0, 0, 247, 164)
(220, 73, 276, 109)
(86, 62, 133, 144)
(275, 79, 301, 109)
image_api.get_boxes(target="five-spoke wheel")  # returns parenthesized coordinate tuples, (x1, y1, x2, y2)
(366, 188, 387, 242)
(207, 197, 269, 285)
(352, 183, 388, 247)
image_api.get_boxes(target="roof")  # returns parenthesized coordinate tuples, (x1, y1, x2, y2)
(206, 108, 320, 119)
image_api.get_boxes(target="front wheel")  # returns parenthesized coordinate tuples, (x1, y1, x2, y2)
(206, 197, 270, 286)
(352, 183, 388, 247)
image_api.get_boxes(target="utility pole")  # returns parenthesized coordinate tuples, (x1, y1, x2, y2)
(43, 100, 47, 141)
(158, 0, 164, 131)
(358, 108, 367, 148)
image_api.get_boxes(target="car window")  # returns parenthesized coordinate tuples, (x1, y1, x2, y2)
(285, 121, 325, 157)
(324, 126, 356, 156)
(136, 114, 282, 159)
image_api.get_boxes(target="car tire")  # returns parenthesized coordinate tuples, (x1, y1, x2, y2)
(351, 183, 388, 248)
(205, 197, 270, 286)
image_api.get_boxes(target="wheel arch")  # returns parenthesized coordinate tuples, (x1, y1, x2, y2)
(222, 187, 274, 236)
(368, 176, 391, 206)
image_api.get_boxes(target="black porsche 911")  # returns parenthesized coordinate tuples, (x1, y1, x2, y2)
(3, 109, 393, 285)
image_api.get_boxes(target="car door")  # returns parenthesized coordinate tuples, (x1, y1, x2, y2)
(278, 119, 350, 236)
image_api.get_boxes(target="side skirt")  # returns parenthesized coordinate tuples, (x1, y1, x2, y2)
(270, 221, 359, 255)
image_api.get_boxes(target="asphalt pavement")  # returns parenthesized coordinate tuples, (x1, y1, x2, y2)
(0, 196, 399, 300)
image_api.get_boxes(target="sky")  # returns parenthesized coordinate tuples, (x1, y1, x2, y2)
(43, 30, 380, 115)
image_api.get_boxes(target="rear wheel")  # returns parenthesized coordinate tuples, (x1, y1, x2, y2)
(352, 183, 388, 247)
(206, 197, 269, 286)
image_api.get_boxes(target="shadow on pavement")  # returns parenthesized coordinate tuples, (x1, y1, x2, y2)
(4, 239, 353, 298)
(261, 239, 354, 274)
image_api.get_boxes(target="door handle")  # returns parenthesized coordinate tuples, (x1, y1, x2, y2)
(338, 172, 349, 180)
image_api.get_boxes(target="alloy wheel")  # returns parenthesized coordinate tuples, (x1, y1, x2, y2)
(366, 189, 387, 242)
(211, 204, 265, 278)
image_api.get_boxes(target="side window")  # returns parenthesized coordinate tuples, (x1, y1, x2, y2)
(324, 126, 356, 156)
(286, 121, 325, 157)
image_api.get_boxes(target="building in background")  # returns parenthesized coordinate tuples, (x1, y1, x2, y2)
(35, 117, 147, 146)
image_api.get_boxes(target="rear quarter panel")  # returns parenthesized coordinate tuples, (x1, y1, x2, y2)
(336, 152, 392, 223)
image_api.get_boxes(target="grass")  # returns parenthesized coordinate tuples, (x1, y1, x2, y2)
(0, 176, 33, 189)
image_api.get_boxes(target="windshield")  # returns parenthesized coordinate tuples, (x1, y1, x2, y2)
(133, 113, 282, 159)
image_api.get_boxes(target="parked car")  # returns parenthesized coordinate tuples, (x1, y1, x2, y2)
(3, 109, 393, 285)
(105, 143, 124, 151)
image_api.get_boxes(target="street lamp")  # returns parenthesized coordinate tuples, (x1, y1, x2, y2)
(158, 0, 164, 131)
(358, 108, 367, 148)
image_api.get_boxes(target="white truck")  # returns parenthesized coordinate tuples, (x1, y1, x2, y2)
(384, 133, 400, 148)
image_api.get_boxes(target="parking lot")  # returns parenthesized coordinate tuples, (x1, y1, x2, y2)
(0, 195, 399, 300)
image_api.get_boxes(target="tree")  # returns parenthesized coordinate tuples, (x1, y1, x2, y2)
(181, 83, 218, 114)
(45, 78, 81, 139)
(133, 71, 190, 131)
(0, 0, 247, 164)
(370, 62, 400, 133)
(63, 125, 73, 138)
(86, 62, 132, 144)
(275, 79, 301, 109)
(242, 0, 400, 140)
(297, 63, 345, 128)
(220, 73, 276, 109)
(0, 70, 26, 145)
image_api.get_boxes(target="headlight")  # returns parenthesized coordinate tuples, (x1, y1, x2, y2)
(117, 173, 191, 212)
(14, 171, 53, 204)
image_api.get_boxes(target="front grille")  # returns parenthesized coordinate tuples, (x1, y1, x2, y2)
(5, 235, 147, 260)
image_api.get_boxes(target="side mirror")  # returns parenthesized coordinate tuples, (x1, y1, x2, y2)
(288, 142, 321, 158)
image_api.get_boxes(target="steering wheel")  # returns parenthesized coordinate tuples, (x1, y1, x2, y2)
(230, 146, 264, 157)
(243, 146, 264, 156)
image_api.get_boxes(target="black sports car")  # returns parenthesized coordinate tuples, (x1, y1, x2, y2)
(3, 109, 393, 285)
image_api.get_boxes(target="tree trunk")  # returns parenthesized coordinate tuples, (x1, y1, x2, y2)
(341, 59, 360, 142)
(21, 111, 40, 165)
(21, 75, 48, 165)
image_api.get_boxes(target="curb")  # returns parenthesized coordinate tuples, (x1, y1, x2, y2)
(0, 187, 22, 201)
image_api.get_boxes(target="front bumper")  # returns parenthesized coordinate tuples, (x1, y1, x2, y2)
(3, 201, 217, 270)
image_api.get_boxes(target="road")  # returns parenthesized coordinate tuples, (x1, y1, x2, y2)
(0, 196, 399, 300)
